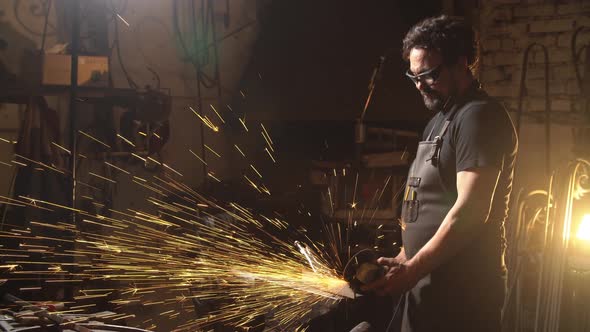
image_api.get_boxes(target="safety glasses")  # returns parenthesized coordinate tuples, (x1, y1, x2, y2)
(405, 65, 442, 86)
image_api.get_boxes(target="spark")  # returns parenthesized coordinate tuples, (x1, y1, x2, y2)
(261, 132, 274, 152)
(117, 134, 136, 147)
(210, 104, 226, 124)
(17, 195, 81, 213)
(250, 164, 263, 178)
(105, 161, 131, 175)
(147, 156, 161, 165)
(261, 123, 274, 144)
(260, 185, 271, 196)
(51, 142, 71, 155)
(0, 264, 18, 271)
(352, 172, 359, 206)
(243, 175, 261, 193)
(260, 127, 274, 152)
(239, 117, 249, 132)
(295, 241, 317, 272)
(327, 187, 334, 215)
(131, 153, 146, 162)
(163, 163, 183, 177)
(14, 154, 65, 174)
(79, 130, 111, 148)
(264, 147, 276, 163)
(89, 172, 117, 184)
(234, 144, 246, 158)
(70, 304, 97, 310)
(369, 175, 392, 223)
(207, 172, 222, 182)
(77, 181, 100, 191)
(133, 176, 147, 182)
(190, 107, 219, 132)
(204, 144, 221, 158)
(2, 139, 351, 332)
(11, 160, 28, 167)
(116, 13, 130, 27)
(189, 149, 208, 165)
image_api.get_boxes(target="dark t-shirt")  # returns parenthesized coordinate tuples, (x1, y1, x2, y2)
(422, 88, 518, 269)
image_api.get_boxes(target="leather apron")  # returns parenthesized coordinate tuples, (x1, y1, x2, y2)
(399, 98, 503, 332)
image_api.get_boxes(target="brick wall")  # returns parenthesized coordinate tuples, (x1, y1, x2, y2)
(478, 1, 590, 114)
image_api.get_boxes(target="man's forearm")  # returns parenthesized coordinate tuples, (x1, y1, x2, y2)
(405, 205, 485, 279)
(405, 168, 500, 279)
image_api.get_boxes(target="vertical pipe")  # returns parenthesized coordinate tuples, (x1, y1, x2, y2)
(190, 0, 208, 186)
(68, 0, 79, 226)
(209, 0, 224, 113)
(542, 48, 550, 178)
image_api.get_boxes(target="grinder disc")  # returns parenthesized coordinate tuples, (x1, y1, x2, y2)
(342, 249, 385, 294)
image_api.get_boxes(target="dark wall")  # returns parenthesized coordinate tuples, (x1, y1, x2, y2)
(233, 0, 442, 123)
(224, 1, 444, 194)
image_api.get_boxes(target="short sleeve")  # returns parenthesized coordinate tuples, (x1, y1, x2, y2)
(452, 102, 511, 172)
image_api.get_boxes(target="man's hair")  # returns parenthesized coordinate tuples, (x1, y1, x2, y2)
(402, 15, 478, 69)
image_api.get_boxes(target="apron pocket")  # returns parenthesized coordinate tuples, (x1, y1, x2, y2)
(402, 199, 419, 223)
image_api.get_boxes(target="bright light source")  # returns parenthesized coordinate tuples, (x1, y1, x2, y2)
(577, 214, 590, 241)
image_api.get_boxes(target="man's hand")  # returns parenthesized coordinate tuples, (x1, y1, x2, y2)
(361, 249, 418, 296)
(377, 247, 407, 268)
(361, 261, 418, 296)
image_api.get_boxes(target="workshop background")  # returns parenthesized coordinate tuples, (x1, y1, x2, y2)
(0, 0, 589, 331)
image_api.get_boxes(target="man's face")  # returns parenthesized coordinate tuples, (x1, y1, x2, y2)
(408, 48, 457, 111)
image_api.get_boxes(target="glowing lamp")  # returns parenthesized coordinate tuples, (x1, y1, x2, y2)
(577, 214, 590, 242)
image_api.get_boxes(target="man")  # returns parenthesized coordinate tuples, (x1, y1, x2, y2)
(365, 15, 518, 331)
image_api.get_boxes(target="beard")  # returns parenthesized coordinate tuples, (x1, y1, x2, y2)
(421, 90, 445, 111)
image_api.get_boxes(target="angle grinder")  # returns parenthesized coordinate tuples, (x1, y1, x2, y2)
(342, 249, 387, 294)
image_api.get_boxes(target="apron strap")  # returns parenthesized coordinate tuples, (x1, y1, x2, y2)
(426, 96, 457, 141)
(428, 81, 486, 141)
(428, 102, 462, 165)
(432, 103, 459, 141)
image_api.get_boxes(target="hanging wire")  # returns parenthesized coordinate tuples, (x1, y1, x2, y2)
(39, 0, 53, 52)
(111, 1, 138, 89)
(13, 0, 57, 37)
